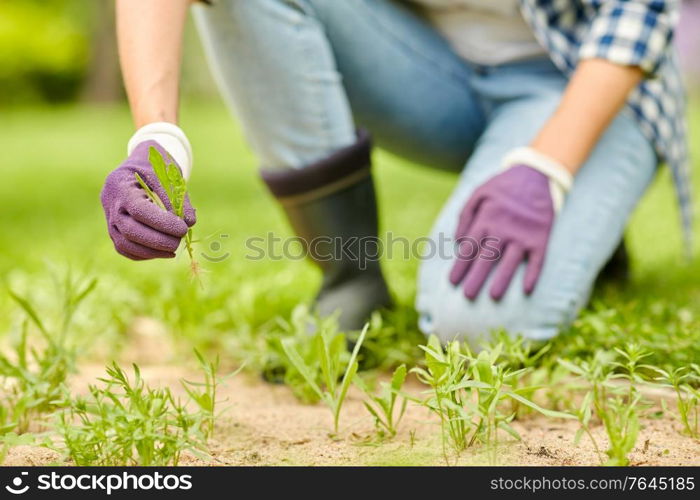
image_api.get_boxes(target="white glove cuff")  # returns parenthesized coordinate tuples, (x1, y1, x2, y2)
(127, 122, 193, 181)
(502, 147, 574, 212)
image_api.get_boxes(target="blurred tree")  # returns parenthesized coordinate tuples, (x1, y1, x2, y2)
(81, 1, 122, 102)
(0, 0, 89, 103)
(0, 0, 218, 105)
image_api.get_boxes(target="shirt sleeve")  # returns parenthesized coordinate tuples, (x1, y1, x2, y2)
(578, 0, 679, 76)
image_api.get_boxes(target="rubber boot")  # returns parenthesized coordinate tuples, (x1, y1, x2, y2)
(260, 131, 392, 331)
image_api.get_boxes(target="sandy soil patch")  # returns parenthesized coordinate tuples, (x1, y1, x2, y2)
(3, 363, 699, 466)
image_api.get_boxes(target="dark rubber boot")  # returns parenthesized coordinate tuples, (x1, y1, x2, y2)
(261, 131, 392, 331)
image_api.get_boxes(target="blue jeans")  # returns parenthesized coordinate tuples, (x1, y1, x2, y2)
(194, 0, 657, 343)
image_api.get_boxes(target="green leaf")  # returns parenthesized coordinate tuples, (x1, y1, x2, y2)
(71, 278, 98, 309)
(363, 401, 386, 428)
(558, 359, 585, 376)
(315, 334, 334, 393)
(280, 339, 324, 400)
(391, 364, 407, 393)
(337, 324, 369, 411)
(452, 380, 492, 391)
(134, 172, 166, 211)
(167, 163, 186, 216)
(505, 392, 575, 420)
(148, 147, 172, 201)
(498, 421, 521, 441)
(7, 289, 49, 338)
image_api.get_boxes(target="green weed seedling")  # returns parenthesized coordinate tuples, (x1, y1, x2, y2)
(136, 147, 199, 279)
(263, 306, 341, 403)
(57, 362, 207, 466)
(611, 343, 657, 390)
(653, 364, 699, 439)
(560, 346, 648, 466)
(281, 323, 369, 436)
(486, 332, 553, 418)
(412, 336, 572, 465)
(411, 336, 473, 461)
(0, 275, 96, 434)
(181, 349, 243, 440)
(572, 390, 604, 463)
(357, 364, 408, 440)
(358, 311, 424, 371)
(470, 346, 573, 464)
(602, 394, 642, 466)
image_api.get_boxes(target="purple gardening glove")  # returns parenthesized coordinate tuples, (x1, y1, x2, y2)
(100, 140, 196, 261)
(449, 155, 571, 301)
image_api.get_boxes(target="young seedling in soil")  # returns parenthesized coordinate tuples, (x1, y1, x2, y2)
(653, 364, 699, 439)
(411, 336, 472, 461)
(357, 364, 408, 440)
(471, 346, 573, 464)
(560, 346, 648, 466)
(281, 323, 369, 436)
(485, 332, 553, 418)
(261, 305, 341, 403)
(181, 349, 243, 440)
(0, 275, 96, 434)
(135, 147, 199, 280)
(56, 362, 207, 466)
(412, 336, 572, 465)
(572, 390, 604, 463)
(356, 311, 424, 371)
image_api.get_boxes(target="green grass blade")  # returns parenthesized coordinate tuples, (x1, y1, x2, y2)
(334, 324, 369, 426)
(72, 278, 98, 308)
(505, 392, 575, 420)
(134, 172, 166, 211)
(280, 339, 324, 400)
(8, 289, 49, 338)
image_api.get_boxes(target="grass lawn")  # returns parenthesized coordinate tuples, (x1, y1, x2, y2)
(0, 100, 698, 466)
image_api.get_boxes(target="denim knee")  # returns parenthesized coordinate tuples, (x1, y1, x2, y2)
(416, 265, 573, 345)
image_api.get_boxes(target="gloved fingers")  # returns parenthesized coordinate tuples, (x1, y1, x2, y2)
(462, 238, 503, 300)
(125, 166, 176, 213)
(449, 225, 485, 286)
(489, 243, 525, 301)
(454, 191, 485, 239)
(183, 195, 197, 227)
(114, 214, 181, 253)
(524, 249, 546, 295)
(124, 196, 189, 238)
(110, 230, 176, 260)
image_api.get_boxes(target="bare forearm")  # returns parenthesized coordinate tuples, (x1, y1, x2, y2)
(531, 59, 643, 175)
(116, 0, 193, 128)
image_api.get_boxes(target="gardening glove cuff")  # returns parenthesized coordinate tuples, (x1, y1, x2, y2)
(501, 147, 573, 213)
(128, 122, 193, 181)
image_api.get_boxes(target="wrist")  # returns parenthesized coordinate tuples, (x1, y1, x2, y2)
(127, 122, 193, 181)
(502, 147, 573, 212)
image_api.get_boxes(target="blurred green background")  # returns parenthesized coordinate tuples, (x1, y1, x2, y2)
(0, 0, 217, 104)
(0, 0, 698, 363)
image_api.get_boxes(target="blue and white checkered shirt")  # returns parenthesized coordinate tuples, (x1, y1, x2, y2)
(519, 0, 691, 248)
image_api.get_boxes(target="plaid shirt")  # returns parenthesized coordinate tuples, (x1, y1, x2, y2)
(517, 0, 691, 247)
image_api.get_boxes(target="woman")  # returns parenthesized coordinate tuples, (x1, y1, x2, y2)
(101, 0, 689, 343)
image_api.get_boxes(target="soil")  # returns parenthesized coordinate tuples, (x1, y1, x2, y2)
(3, 363, 699, 467)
